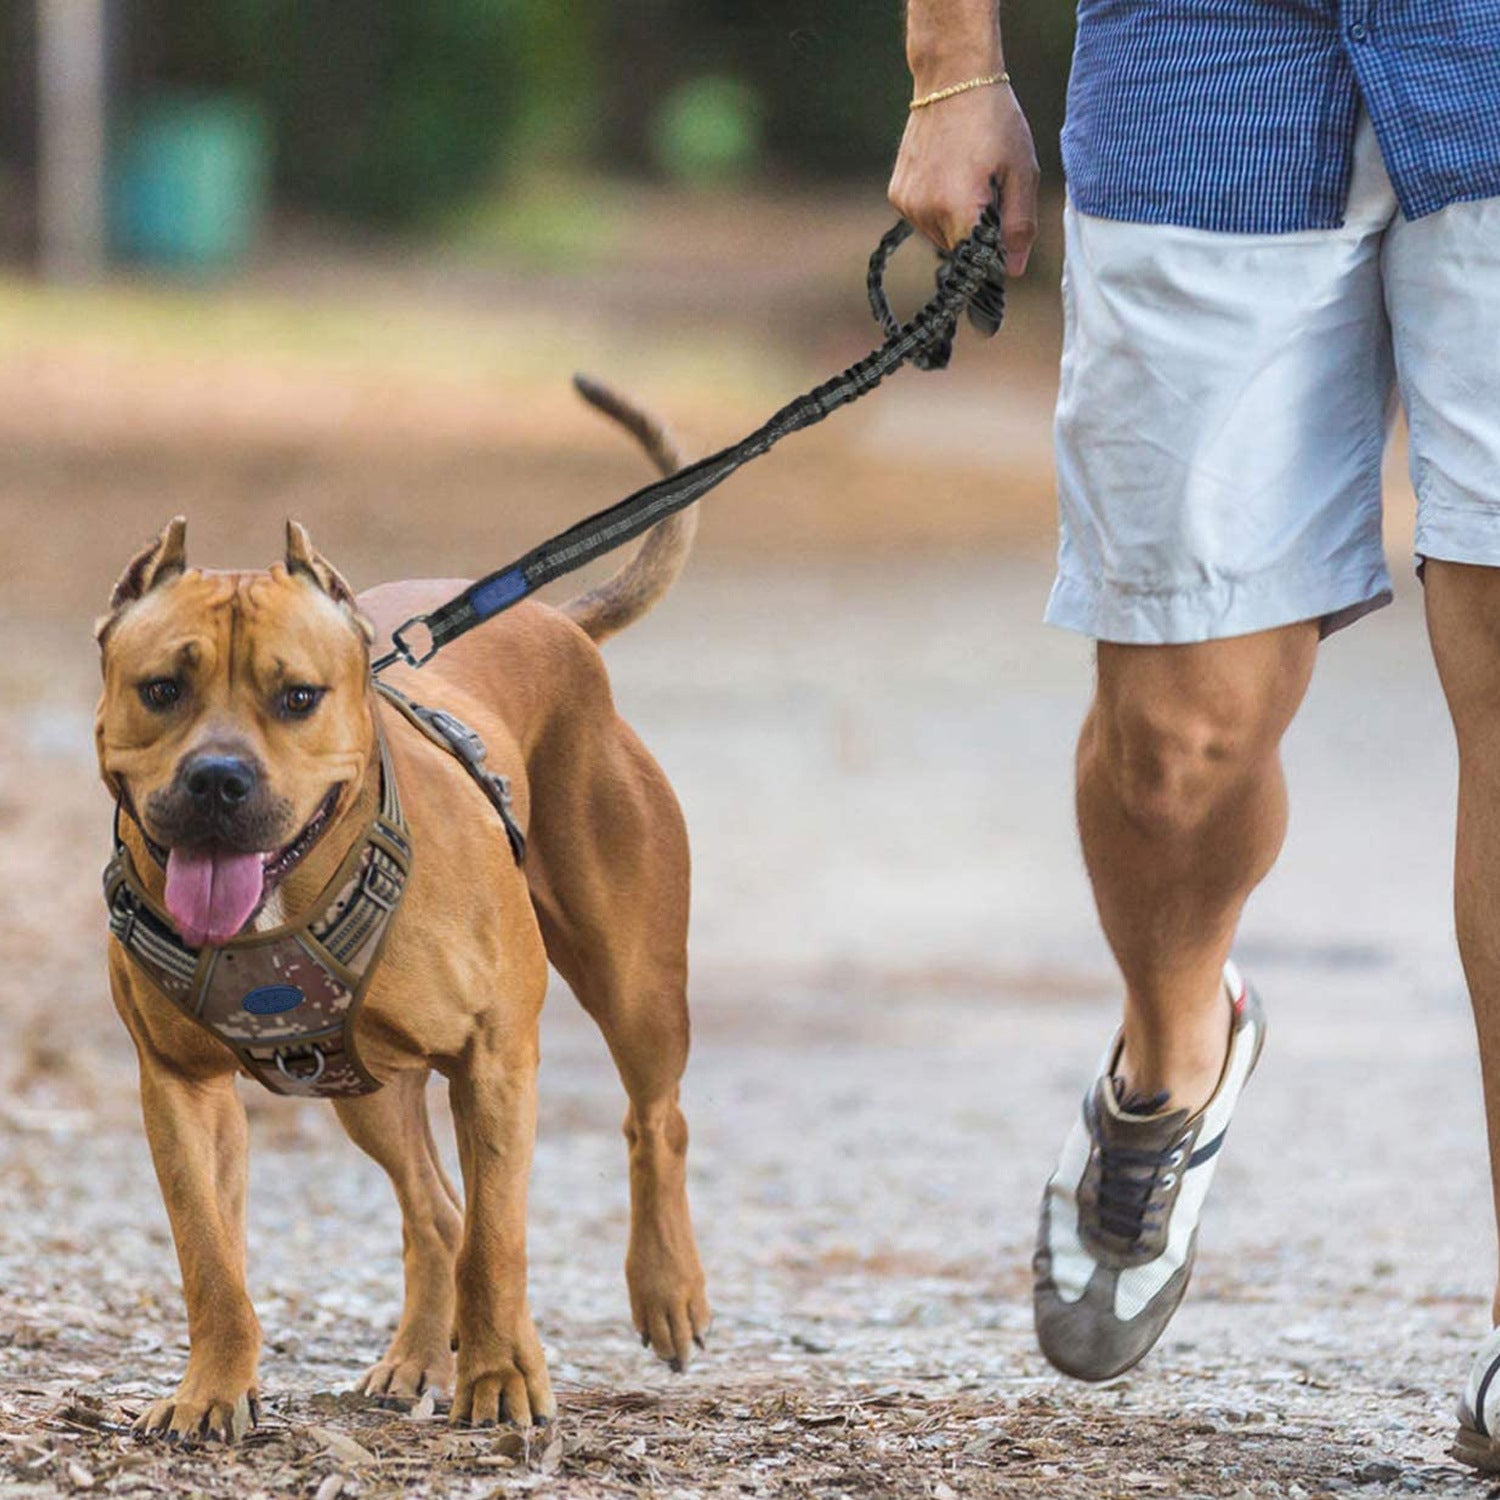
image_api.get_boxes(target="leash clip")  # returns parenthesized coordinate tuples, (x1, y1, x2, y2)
(373, 614, 437, 675)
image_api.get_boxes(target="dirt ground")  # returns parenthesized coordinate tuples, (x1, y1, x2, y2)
(0, 220, 1493, 1498)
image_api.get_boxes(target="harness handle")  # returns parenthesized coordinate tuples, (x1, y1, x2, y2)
(372, 203, 1005, 677)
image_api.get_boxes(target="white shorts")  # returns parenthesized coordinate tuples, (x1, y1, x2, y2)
(1047, 114, 1500, 644)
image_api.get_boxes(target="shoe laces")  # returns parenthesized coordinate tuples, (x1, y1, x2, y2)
(1092, 1081, 1189, 1244)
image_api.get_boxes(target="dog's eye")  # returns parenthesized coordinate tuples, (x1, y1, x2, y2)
(138, 678, 182, 711)
(279, 685, 325, 718)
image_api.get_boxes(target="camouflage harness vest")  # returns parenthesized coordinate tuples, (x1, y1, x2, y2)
(102, 684, 526, 1100)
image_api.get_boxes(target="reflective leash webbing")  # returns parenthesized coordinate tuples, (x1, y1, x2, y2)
(372, 208, 1005, 675)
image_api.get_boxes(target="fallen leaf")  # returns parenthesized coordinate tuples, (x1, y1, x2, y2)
(534, 1433, 564, 1475)
(307, 1426, 375, 1466)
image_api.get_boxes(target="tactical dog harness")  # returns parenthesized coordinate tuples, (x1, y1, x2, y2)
(103, 685, 525, 1099)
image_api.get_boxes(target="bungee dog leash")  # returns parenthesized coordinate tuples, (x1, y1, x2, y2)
(371, 205, 1007, 677)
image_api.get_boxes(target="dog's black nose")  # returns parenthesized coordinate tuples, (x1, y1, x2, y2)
(183, 755, 258, 809)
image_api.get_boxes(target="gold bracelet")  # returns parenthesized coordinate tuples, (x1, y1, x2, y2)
(909, 71, 1010, 111)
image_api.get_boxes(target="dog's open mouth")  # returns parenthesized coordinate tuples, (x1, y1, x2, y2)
(163, 785, 342, 948)
(262, 785, 341, 886)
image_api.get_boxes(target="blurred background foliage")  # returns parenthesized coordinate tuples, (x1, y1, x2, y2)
(3, 0, 1076, 246)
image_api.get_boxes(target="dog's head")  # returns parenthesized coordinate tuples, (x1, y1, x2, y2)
(96, 518, 376, 946)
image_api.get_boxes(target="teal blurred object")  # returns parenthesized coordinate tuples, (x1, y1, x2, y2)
(110, 95, 269, 270)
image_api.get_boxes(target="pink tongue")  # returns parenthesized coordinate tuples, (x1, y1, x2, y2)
(164, 848, 266, 947)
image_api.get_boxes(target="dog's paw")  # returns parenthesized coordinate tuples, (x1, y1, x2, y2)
(356, 1347, 454, 1409)
(450, 1332, 554, 1429)
(133, 1385, 258, 1444)
(629, 1251, 711, 1372)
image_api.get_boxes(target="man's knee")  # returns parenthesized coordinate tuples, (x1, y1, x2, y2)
(1087, 638, 1313, 838)
(1427, 560, 1500, 736)
(1088, 700, 1259, 837)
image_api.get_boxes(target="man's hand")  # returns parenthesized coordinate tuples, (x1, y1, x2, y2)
(889, 80, 1040, 272)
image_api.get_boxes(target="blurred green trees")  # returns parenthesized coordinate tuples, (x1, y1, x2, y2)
(596, 3, 1076, 184)
(122, 0, 1076, 227)
(131, 0, 521, 225)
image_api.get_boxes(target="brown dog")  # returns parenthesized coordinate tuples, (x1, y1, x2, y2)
(94, 382, 708, 1440)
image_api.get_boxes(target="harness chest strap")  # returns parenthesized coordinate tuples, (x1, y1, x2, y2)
(104, 731, 410, 1099)
(104, 689, 529, 1100)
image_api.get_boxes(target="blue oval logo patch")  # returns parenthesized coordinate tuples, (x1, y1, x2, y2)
(242, 984, 305, 1016)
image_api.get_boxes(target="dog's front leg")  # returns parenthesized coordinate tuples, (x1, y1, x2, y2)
(133, 1053, 261, 1441)
(335, 1070, 462, 1405)
(447, 1039, 555, 1428)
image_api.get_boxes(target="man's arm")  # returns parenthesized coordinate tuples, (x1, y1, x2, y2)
(889, 0, 1039, 271)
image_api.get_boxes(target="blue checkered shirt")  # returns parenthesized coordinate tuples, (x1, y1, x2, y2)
(1063, 0, 1500, 232)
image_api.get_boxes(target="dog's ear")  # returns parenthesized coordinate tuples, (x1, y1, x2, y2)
(97, 518, 188, 641)
(285, 519, 358, 607)
(110, 516, 187, 609)
(285, 520, 374, 643)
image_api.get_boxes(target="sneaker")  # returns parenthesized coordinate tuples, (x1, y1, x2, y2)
(1033, 961, 1266, 1381)
(1454, 1326, 1500, 1472)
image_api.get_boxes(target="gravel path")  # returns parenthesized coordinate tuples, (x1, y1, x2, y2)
(1, 558, 1494, 1498)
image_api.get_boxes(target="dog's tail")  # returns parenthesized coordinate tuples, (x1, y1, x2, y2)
(561, 374, 699, 645)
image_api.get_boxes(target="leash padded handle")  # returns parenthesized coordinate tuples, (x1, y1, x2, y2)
(866, 202, 1006, 371)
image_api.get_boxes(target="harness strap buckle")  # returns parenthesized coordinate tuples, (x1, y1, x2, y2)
(424, 707, 488, 769)
(361, 855, 404, 912)
(115, 893, 138, 950)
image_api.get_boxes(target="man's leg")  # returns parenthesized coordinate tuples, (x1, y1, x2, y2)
(1376, 158, 1500, 1461)
(1079, 626, 1319, 1111)
(1037, 122, 1398, 1381)
(1426, 565, 1500, 1464)
(1425, 562, 1500, 1317)
(1035, 623, 1319, 1381)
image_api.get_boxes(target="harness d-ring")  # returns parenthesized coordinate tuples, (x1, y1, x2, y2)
(275, 1046, 327, 1085)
